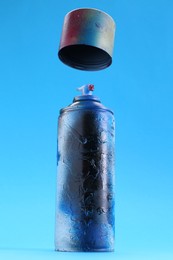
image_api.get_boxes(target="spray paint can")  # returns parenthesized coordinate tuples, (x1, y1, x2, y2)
(55, 84, 115, 252)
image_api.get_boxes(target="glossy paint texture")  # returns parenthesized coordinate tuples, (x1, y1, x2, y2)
(55, 95, 115, 251)
(58, 8, 116, 70)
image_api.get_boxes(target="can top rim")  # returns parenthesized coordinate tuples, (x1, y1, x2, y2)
(73, 95, 100, 102)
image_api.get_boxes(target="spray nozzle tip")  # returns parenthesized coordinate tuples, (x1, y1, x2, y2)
(77, 84, 94, 95)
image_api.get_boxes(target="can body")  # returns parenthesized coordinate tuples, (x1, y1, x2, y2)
(55, 95, 115, 252)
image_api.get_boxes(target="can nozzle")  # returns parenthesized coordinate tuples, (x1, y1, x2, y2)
(77, 84, 94, 95)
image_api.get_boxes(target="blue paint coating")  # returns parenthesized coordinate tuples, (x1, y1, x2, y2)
(55, 93, 115, 252)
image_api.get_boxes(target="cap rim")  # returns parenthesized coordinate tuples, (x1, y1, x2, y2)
(58, 45, 112, 71)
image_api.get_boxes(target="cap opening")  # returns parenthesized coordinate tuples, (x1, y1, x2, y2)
(58, 44, 112, 71)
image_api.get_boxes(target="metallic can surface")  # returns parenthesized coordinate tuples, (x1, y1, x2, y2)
(55, 94, 115, 252)
(58, 8, 116, 71)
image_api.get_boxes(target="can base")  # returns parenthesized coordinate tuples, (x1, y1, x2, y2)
(55, 248, 114, 252)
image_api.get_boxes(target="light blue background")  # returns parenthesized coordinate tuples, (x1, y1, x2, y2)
(0, 0, 173, 259)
